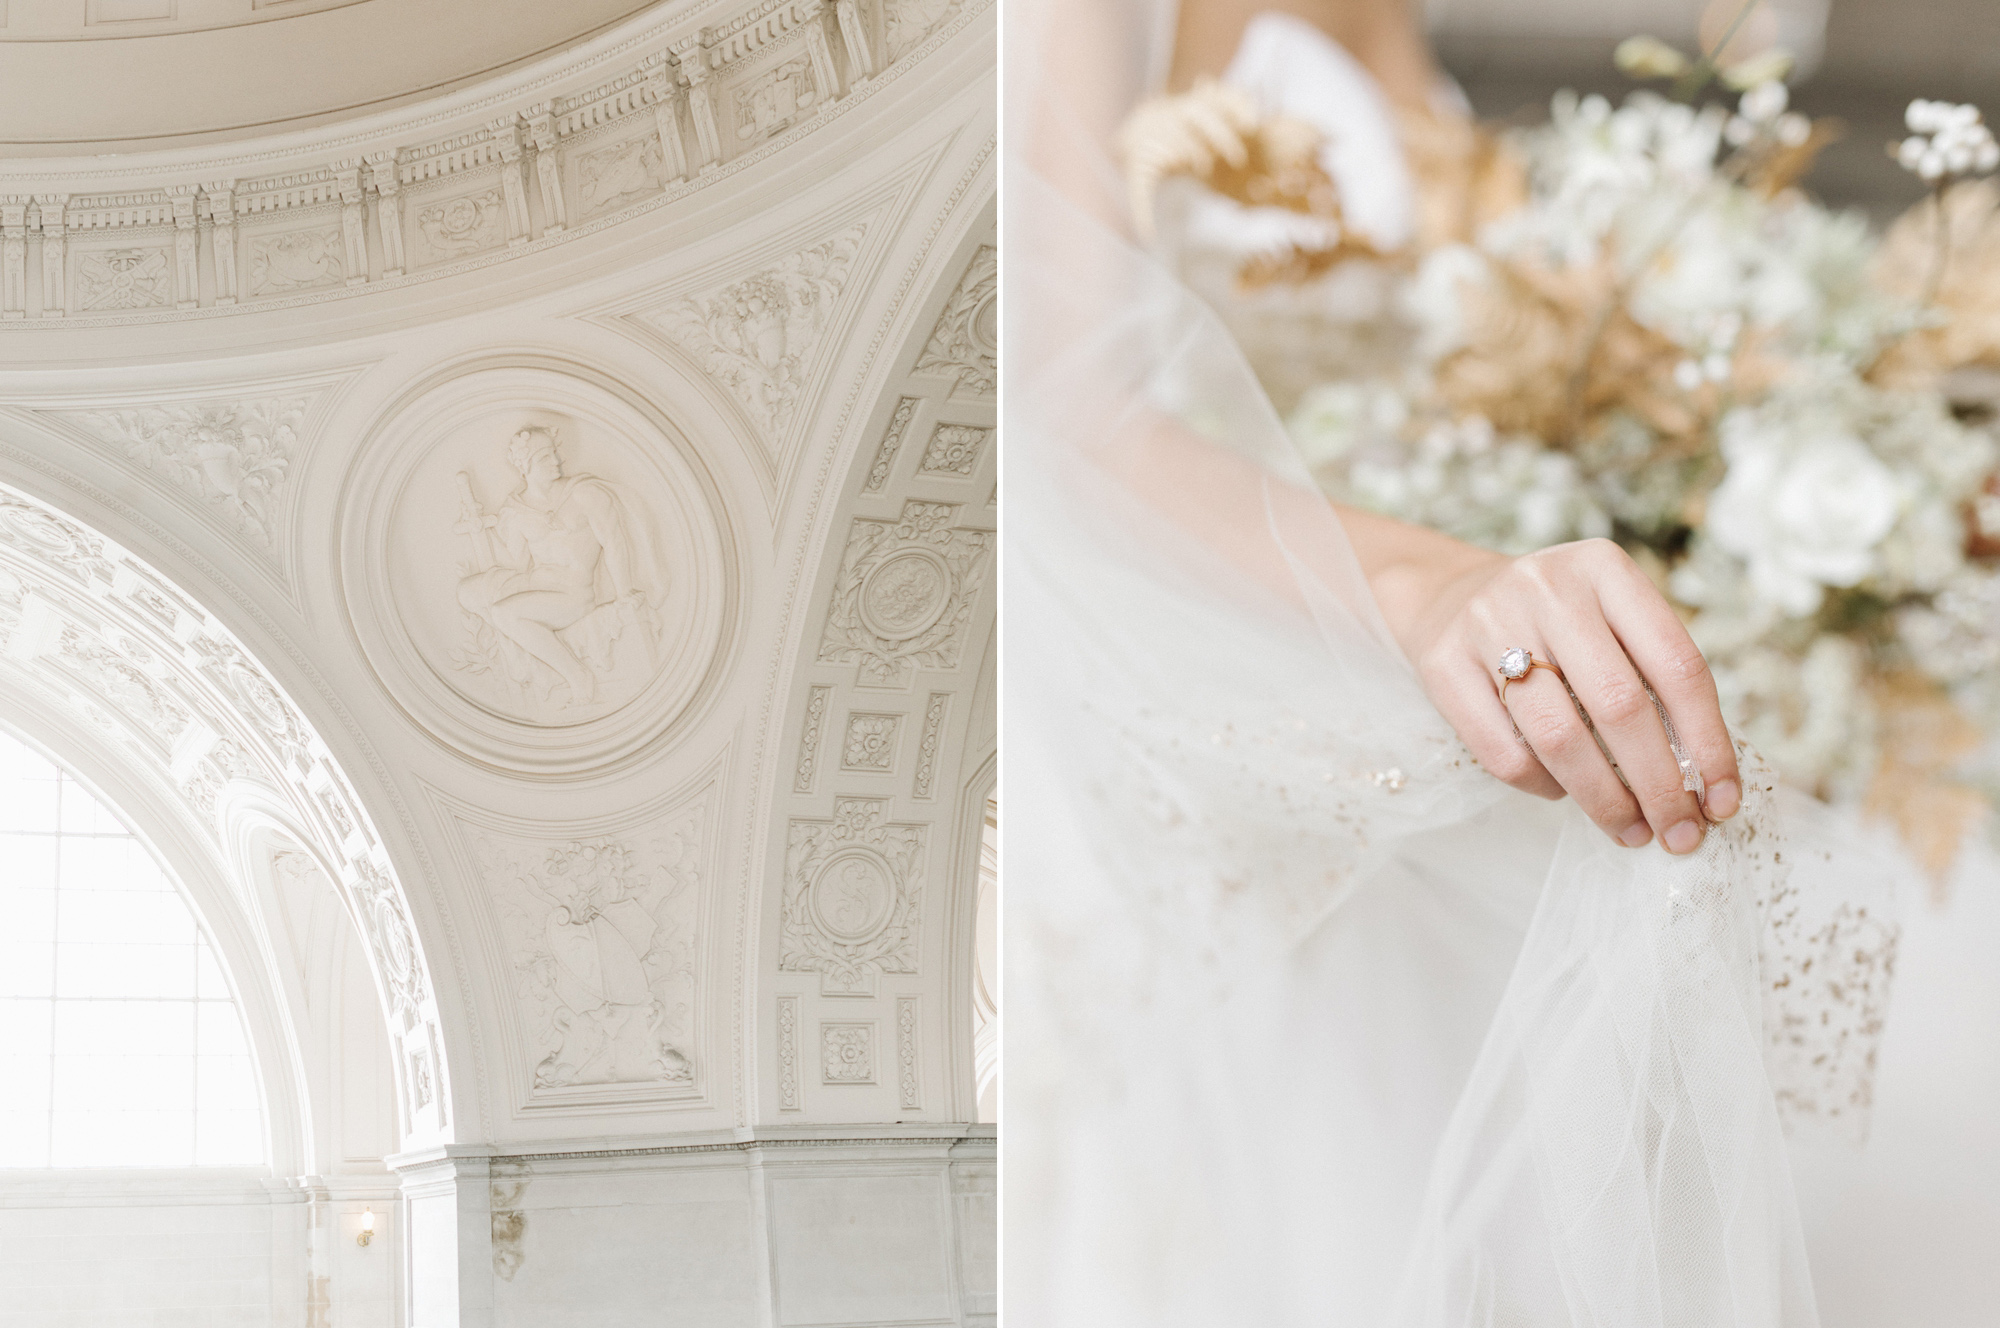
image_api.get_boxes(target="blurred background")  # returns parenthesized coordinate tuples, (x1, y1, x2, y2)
(1429, 0, 2000, 223)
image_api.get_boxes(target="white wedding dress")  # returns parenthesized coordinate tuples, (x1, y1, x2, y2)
(1004, 5, 2000, 1325)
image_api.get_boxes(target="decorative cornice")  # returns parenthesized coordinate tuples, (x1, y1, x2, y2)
(0, 0, 988, 328)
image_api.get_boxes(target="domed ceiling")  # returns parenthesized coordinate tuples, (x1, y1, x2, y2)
(0, 0, 654, 152)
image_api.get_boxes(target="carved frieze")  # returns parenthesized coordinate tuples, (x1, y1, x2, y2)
(816, 500, 991, 687)
(248, 227, 345, 295)
(912, 244, 996, 397)
(576, 132, 668, 220)
(885, 0, 963, 62)
(62, 396, 306, 548)
(479, 816, 704, 1094)
(781, 796, 925, 996)
(733, 55, 819, 142)
(634, 222, 866, 444)
(414, 187, 508, 264)
(75, 247, 172, 311)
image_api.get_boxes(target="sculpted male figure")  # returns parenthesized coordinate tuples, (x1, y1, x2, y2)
(456, 425, 652, 705)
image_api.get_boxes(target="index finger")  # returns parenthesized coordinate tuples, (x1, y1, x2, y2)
(1596, 554, 1740, 820)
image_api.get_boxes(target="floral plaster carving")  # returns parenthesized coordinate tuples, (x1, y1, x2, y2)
(777, 995, 802, 1109)
(896, 995, 921, 1108)
(885, 0, 963, 61)
(841, 712, 900, 771)
(64, 397, 305, 545)
(919, 422, 990, 476)
(352, 858, 429, 1033)
(821, 1022, 875, 1083)
(816, 500, 991, 687)
(480, 820, 703, 1093)
(865, 397, 920, 493)
(734, 55, 819, 141)
(637, 223, 866, 443)
(912, 244, 996, 397)
(415, 187, 508, 263)
(576, 133, 668, 218)
(248, 227, 346, 295)
(912, 691, 949, 798)
(794, 684, 832, 793)
(75, 247, 172, 311)
(781, 797, 925, 996)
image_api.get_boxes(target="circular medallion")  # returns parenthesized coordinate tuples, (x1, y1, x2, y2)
(341, 360, 736, 777)
(858, 548, 951, 642)
(969, 291, 998, 359)
(809, 847, 895, 944)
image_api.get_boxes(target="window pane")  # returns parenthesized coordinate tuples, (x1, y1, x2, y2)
(0, 729, 267, 1169)
(0, 835, 58, 889)
(0, 1110, 49, 1167)
(0, 938, 54, 999)
(56, 943, 197, 1000)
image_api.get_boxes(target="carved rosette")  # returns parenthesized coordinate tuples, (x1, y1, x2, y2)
(781, 797, 925, 996)
(821, 1022, 875, 1083)
(816, 500, 991, 687)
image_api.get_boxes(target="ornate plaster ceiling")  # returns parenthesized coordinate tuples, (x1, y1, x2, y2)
(0, 0, 655, 153)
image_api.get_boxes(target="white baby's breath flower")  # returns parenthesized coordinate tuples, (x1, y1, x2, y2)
(1897, 99, 2000, 182)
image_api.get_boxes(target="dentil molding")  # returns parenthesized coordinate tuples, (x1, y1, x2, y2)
(0, 0, 988, 329)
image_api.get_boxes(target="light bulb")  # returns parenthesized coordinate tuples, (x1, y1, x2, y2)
(358, 1206, 375, 1247)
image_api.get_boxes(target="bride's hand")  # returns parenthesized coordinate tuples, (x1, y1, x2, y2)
(1344, 508, 1739, 854)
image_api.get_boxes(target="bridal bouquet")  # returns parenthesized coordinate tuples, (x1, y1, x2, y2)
(1126, 44, 2000, 876)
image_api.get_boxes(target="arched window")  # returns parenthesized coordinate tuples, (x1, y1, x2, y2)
(0, 729, 265, 1168)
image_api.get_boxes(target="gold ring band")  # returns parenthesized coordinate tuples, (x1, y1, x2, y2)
(1497, 648, 1563, 703)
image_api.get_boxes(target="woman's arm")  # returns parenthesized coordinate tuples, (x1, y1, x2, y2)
(1338, 503, 1741, 854)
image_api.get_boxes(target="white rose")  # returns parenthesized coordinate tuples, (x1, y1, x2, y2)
(1706, 422, 1900, 616)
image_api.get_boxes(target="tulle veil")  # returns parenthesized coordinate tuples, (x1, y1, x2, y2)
(1001, 1, 1898, 1324)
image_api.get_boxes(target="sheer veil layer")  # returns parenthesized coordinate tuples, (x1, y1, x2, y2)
(1004, 1, 1901, 1323)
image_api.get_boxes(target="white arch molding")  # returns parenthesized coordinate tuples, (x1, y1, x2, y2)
(0, 484, 453, 1152)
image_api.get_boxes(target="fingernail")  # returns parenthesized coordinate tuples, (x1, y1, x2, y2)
(1706, 779, 1740, 821)
(1665, 820, 1704, 854)
(1619, 822, 1653, 848)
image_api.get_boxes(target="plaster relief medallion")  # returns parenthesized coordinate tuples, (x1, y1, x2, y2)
(414, 187, 508, 264)
(345, 365, 733, 775)
(75, 246, 172, 311)
(477, 812, 706, 1100)
(781, 797, 925, 996)
(576, 133, 666, 219)
(820, 1022, 875, 1084)
(817, 501, 990, 687)
(733, 55, 817, 141)
(247, 226, 345, 295)
(810, 846, 896, 942)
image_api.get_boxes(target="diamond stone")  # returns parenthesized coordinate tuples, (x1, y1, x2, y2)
(1499, 647, 1531, 679)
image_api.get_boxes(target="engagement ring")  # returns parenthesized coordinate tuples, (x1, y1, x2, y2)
(1497, 647, 1562, 702)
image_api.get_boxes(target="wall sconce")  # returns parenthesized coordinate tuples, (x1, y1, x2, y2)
(358, 1207, 375, 1248)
